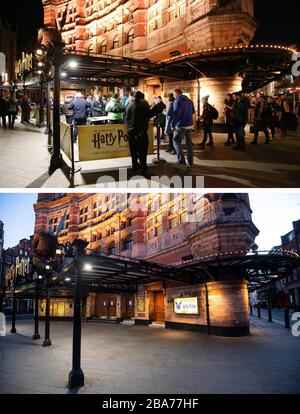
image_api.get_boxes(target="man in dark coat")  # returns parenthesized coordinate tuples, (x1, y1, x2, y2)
(126, 91, 152, 175)
(251, 96, 272, 145)
(232, 92, 248, 151)
(0, 94, 9, 128)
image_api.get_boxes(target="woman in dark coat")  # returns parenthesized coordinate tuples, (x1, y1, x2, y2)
(164, 93, 176, 154)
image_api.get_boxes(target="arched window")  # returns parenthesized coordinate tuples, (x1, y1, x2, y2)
(127, 27, 134, 44)
(108, 241, 116, 255)
(112, 35, 119, 49)
(123, 234, 133, 251)
(99, 39, 107, 54)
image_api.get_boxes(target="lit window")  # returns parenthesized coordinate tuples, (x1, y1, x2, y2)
(127, 28, 134, 43)
(179, 3, 186, 17)
(100, 39, 107, 53)
(169, 8, 176, 21)
(123, 234, 133, 250)
(169, 217, 177, 229)
(108, 241, 116, 255)
(112, 35, 119, 49)
(156, 225, 163, 236)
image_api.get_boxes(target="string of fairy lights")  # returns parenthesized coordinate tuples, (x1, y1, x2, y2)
(162, 44, 298, 63)
(173, 249, 300, 268)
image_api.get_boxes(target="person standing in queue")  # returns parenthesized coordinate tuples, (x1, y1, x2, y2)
(172, 88, 195, 167)
(165, 93, 176, 154)
(224, 93, 235, 146)
(199, 95, 217, 150)
(68, 92, 91, 143)
(105, 93, 123, 124)
(126, 91, 152, 176)
(8, 96, 19, 129)
(232, 92, 248, 151)
(0, 92, 8, 129)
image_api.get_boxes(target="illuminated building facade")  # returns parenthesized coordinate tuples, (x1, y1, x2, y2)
(42, 0, 257, 118)
(34, 193, 259, 336)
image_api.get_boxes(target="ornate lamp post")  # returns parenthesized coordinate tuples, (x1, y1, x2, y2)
(68, 239, 88, 389)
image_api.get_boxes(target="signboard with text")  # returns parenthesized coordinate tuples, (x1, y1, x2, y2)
(77, 122, 154, 162)
(60, 122, 72, 160)
(174, 297, 199, 315)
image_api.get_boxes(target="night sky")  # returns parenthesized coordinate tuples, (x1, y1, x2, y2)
(0, 0, 299, 55)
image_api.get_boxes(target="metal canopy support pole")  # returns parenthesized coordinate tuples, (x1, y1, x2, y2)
(45, 81, 53, 146)
(204, 276, 211, 335)
(39, 77, 45, 128)
(43, 274, 51, 347)
(267, 298, 272, 323)
(49, 55, 63, 175)
(10, 285, 17, 334)
(68, 242, 85, 389)
(32, 281, 41, 340)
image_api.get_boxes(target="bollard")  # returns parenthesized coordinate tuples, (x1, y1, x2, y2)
(268, 307, 272, 322)
(284, 309, 290, 329)
(257, 305, 261, 318)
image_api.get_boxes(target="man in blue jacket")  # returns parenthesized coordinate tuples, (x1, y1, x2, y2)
(68, 93, 91, 143)
(171, 88, 195, 167)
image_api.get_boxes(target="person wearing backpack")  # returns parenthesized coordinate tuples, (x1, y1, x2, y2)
(8, 96, 19, 129)
(199, 96, 218, 150)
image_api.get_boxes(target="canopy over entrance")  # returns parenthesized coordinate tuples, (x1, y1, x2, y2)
(14, 249, 300, 298)
(58, 45, 296, 92)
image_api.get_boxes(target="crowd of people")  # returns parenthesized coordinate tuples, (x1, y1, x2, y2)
(221, 91, 299, 151)
(0, 91, 33, 130)
(2, 86, 299, 177)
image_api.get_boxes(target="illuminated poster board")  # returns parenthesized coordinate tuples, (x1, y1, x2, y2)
(174, 297, 199, 315)
(77, 122, 154, 162)
(137, 298, 145, 312)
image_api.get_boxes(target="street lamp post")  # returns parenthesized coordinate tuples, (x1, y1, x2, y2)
(49, 55, 63, 175)
(45, 80, 53, 146)
(39, 75, 45, 128)
(10, 284, 17, 334)
(68, 239, 87, 389)
(32, 280, 41, 340)
(43, 271, 51, 347)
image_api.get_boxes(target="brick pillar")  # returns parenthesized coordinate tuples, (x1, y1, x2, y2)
(132, 0, 147, 55)
(43, 0, 57, 27)
(75, 0, 86, 52)
(200, 280, 249, 336)
(199, 76, 242, 124)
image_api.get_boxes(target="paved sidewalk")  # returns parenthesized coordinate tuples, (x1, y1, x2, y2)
(0, 319, 299, 394)
(0, 120, 50, 188)
(51, 127, 300, 188)
(0, 121, 299, 188)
